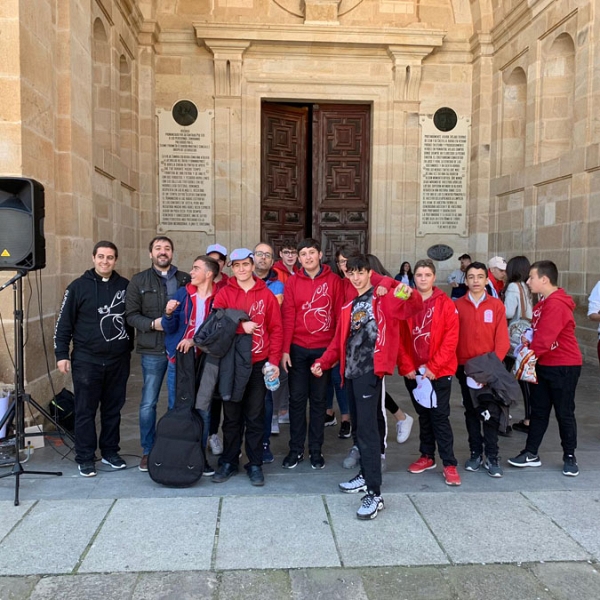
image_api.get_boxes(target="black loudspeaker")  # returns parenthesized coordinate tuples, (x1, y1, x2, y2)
(0, 178, 45, 271)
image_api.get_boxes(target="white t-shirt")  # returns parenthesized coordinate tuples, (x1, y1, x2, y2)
(587, 281, 600, 334)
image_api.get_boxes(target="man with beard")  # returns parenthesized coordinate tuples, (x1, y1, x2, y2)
(125, 236, 190, 471)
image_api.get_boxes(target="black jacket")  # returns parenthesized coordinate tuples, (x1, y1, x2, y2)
(125, 266, 189, 355)
(54, 269, 133, 366)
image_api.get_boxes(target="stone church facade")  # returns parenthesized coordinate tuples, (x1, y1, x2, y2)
(0, 0, 598, 396)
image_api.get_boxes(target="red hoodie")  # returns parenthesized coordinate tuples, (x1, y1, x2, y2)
(530, 288, 582, 366)
(398, 287, 459, 378)
(455, 293, 510, 365)
(316, 287, 423, 382)
(282, 264, 342, 351)
(273, 260, 298, 285)
(213, 275, 283, 366)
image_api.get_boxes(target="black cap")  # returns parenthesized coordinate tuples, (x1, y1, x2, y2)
(458, 254, 471, 260)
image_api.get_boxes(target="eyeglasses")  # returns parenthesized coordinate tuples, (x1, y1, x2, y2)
(281, 250, 297, 256)
(254, 251, 272, 259)
(337, 259, 347, 266)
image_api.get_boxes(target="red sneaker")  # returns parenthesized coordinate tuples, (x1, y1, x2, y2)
(408, 456, 436, 474)
(443, 465, 462, 486)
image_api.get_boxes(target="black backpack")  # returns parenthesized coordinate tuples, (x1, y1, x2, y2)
(148, 350, 205, 487)
(49, 388, 75, 434)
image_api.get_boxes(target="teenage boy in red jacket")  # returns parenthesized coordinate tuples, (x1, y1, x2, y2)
(456, 261, 510, 478)
(311, 254, 422, 519)
(508, 260, 582, 476)
(281, 238, 342, 470)
(210, 248, 283, 487)
(398, 259, 461, 486)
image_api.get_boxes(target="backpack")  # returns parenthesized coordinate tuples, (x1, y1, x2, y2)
(148, 350, 205, 487)
(49, 388, 75, 434)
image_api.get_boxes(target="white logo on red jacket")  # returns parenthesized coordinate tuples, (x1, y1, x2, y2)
(412, 306, 434, 358)
(302, 283, 332, 334)
(249, 299, 265, 354)
(375, 301, 386, 353)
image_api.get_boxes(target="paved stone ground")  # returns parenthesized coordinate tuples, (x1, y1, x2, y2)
(0, 364, 599, 598)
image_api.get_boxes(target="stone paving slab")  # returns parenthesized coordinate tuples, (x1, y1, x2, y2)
(79, 497, 220, 573)
(411, 491, 591, 564)
(0, 499, 113, 576)
(215, 495, 340, 570)
(290, 568, 368, 600)
(0, 500, 33, 541)
(360, 566, 454, 600)
(530, 562, 600, 600)
(29, 573, 138, 600)
(524, 490, 600, 559)
(131, 572, 219, 600)
(326, 493, 449, 567)
(219, 570, 291, 600)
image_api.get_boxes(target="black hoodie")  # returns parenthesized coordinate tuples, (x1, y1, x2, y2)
(54, 269, 133, 366)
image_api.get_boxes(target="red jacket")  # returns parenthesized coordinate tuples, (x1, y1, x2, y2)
(456, 293, 510, 365)
(398, 287, 459, 378)
(273, 260, 298, 285)
(530, 288, 582, 366)
(213, 276, 283, 365)
(282, 264, 343, 351)
(317, 288, 423, 383)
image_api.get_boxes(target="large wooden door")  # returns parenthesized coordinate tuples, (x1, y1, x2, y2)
(261, 102, 370, 260)
(261, 104, 308, 249)
(312, 104, 370, 260)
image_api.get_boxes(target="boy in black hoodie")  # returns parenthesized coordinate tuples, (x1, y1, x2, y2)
(54, 241, 133, 477)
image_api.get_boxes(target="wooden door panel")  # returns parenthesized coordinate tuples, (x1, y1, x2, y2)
(313, 104, 370, 260)
(261, 104, 308, 248)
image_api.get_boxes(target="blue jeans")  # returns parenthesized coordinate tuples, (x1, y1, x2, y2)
(140, 353, 168, 455)
(326, 363, 349, 414)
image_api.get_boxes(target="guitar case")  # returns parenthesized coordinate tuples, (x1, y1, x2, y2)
(148, 350, 205, 487)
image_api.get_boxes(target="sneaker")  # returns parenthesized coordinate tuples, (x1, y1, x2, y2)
(271, 417, 280, 436)
(563, 455, 579, 477)
(212, 462, 238, 483)
(247, 465, 265, 487)
(263, 443, 274, 464)
(396, 414, 414, 444)
(484, 457, 503, 478)
(508, 450, 541, 468)
(339, 472, 367, 494)
(78, 462, 97, 477)
(101, 454, 126, 469)
(356, 493, 385, 520)
(498, 425, 512, 438)
(407, 456, 436, 474)
(208, 434, 223, 456)
(343, 445, 360, 469)
(282, 451, 304, 469)
(310, 452, 325, 469)
(278, 411, 290, 424)
(338, 421, 352, 439)
(204, 462, 216, 477)
(381, 454, 386, 473)
(139, 455, 149, 472)
(443, 465, 461, 486)
(325, 413, 337, 427)
(465, 452, 483, 472)
(512, 420, 530, 433)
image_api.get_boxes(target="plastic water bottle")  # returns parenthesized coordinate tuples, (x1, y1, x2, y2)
(263, 362, 280, 391)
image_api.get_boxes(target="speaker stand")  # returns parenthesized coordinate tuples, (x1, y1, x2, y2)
(0, 273, 62, 505)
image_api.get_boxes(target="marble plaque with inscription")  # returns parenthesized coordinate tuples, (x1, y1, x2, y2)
(418, 114, 470, 237)
(157, 103, 214, 233)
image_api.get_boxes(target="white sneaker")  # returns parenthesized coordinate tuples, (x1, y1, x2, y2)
(356, 493, 385, 520)
(396, 414, 414, 444)
(339, 472, 367, 494)
(343, 445, 360, 469)
(208, 434, 223, 455)
(271, 416, 280, 435)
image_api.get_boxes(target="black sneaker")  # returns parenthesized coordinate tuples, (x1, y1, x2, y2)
(282, 451, 304, 469)
(563, 455, 579, 477)
(212, 462, 238, 483)
(498, 425, 512, 437)
(338, 421, 352, 439)
(247, 465, 265, 487)
(101, 454, 126, 469)
(508, 450, 541, 468)
(78, 462, 97, 477)
(310, 452, 325, 470)
(204, 462, 216, 477)
(325, 413, 337, 427)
